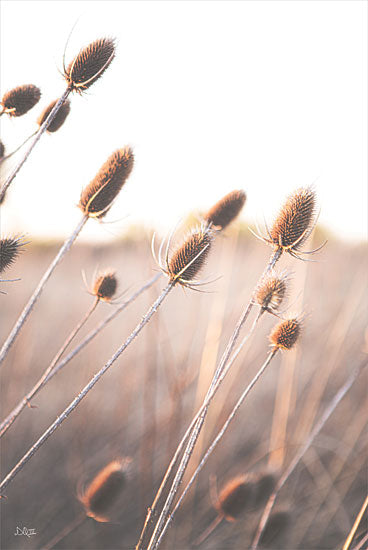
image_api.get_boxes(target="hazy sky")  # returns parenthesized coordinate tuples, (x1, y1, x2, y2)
(1, 0, 367, 242)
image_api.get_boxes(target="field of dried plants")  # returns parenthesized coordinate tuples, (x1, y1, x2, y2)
(1, 35, 367, 550)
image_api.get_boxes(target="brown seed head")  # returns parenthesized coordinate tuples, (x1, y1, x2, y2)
(269, 187, 317, 254)
(216, 475, 254, 521)
(37, 99, 71, 132)
(64, 38, 116, 93)
(79, 147, 134, 218)
(0, 140, 5, 159)
(256, 273, 288, 314)
(167, 228, 212, 285)
(204, 190, 246, 230)
(0, 236, 26, 273)
(251, 472, 277, 508)
(1, 85, 41, 117)
(270, 318, 301, 350)
(92, 270, 117, 301)
(79, 460, 127, 522)
(259, 511, 290, 547)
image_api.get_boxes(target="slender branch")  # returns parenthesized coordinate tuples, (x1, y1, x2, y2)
(343, 495, 368, 550)
(251, 361, 368, 550)
(0, 282, 174, 494)
(43, 513, 86, 550)
(0, 87, 71, 201)
(0, 297, 100, 437)
(0, 213, 88, 366)
(151, 349, 278, 550)
(139, 248, 281, 549)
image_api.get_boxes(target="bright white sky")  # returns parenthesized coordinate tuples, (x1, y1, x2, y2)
(0, 0, 367, 243)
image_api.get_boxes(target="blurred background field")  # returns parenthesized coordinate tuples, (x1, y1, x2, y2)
(1, 227, 367, 549)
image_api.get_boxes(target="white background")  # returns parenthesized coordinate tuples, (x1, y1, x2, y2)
(1, 0, 367, 242)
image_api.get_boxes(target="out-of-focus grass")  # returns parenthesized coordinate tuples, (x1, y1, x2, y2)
(0, 231, 367, 550)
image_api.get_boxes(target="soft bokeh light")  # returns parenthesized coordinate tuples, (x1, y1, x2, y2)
(1, 0, 366, 242)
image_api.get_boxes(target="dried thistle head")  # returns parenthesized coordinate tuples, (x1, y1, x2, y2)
(270, 317, 302, 350)
(92, 270, 117, 302)
(0, 140, 5, 160)
(216, 475, 254, 521)
(259, 511, 290, 547)
(204, 190, 246, 230)
(155, 226, 213, 289)
(1, 85, 41, 117)
(64, 38, 116, 93)
(79, 460, 127, 522)
(37, 99, 71, 132)
(255, 272, 289, 314)
(79, 147, 134, 218)
(0, 236, 26, 273)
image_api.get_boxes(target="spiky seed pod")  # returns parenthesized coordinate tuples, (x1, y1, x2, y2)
(92, 270, 117, 301)
(79, 147, 134, 218)
(270, 318, 301, 350)
(268, 187, 317, 255)
(0, 236, 26, 273)
(259, 511, 290, 547)
(64, 38, 116, 93)
(37, 99, 71, 132)
(256, 273, 288, 314)
(216, 476, 255, 521)
(167, 228, 212, 286)
(204, 190, 246, 230)
(0, 140, 4, 159)
(251, 472, 277, 508)
(1, 85, 41, 117)
(79, 460, 127, 522)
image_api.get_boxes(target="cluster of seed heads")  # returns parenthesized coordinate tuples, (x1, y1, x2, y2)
(1, 84, 41, 117)
(79, 459, 128, 523)
(79, 147, 134, 218)
(92, 270, 118, 302)
(64, 38, 116, 93)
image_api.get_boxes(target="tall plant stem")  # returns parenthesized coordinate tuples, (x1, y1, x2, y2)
(0, 213, 88, 367)
(150, 349, 278, 550)
(137, 248, 281, 549)
(0, 87, 71, 201)
(251, 361, 367, 550)
(0, 297, 100, 437)
(0, 282, 174, 494)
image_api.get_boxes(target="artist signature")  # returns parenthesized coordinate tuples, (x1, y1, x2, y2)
(14, 526, 36, 537)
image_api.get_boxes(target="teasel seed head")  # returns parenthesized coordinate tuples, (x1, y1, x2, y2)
(216, 475, 254, 521)
(0, 236, 27, 273)
(79, 147, 134, 218)
(37, 99, 71, 132)
(251, 472, 277, 508)
(79, 459, 128, 522)
(268, 187, 318, 258)
(0, 140, 4, 159)
(255, 272, 289, 314)
(270, 317, 302, 350)
(1, 84, 41, 117)
(204, 190, 246, 230)
(92, 270, 118, 302)
(167, 227, 213, 287)
(259, 511, 290, 547)
(64, 38, 116, 93)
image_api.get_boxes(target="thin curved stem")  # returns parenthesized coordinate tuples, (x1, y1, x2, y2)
(152, 349, 278, 549)
(43, 513, 86, 550)
(0, 213, 88, 367)
(0, 130, 37, 164)
(0, 282, 174, 494)
(251, 361, 367, 550)
(0, 87, 71, 201)
(0, 297, 100, 437)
